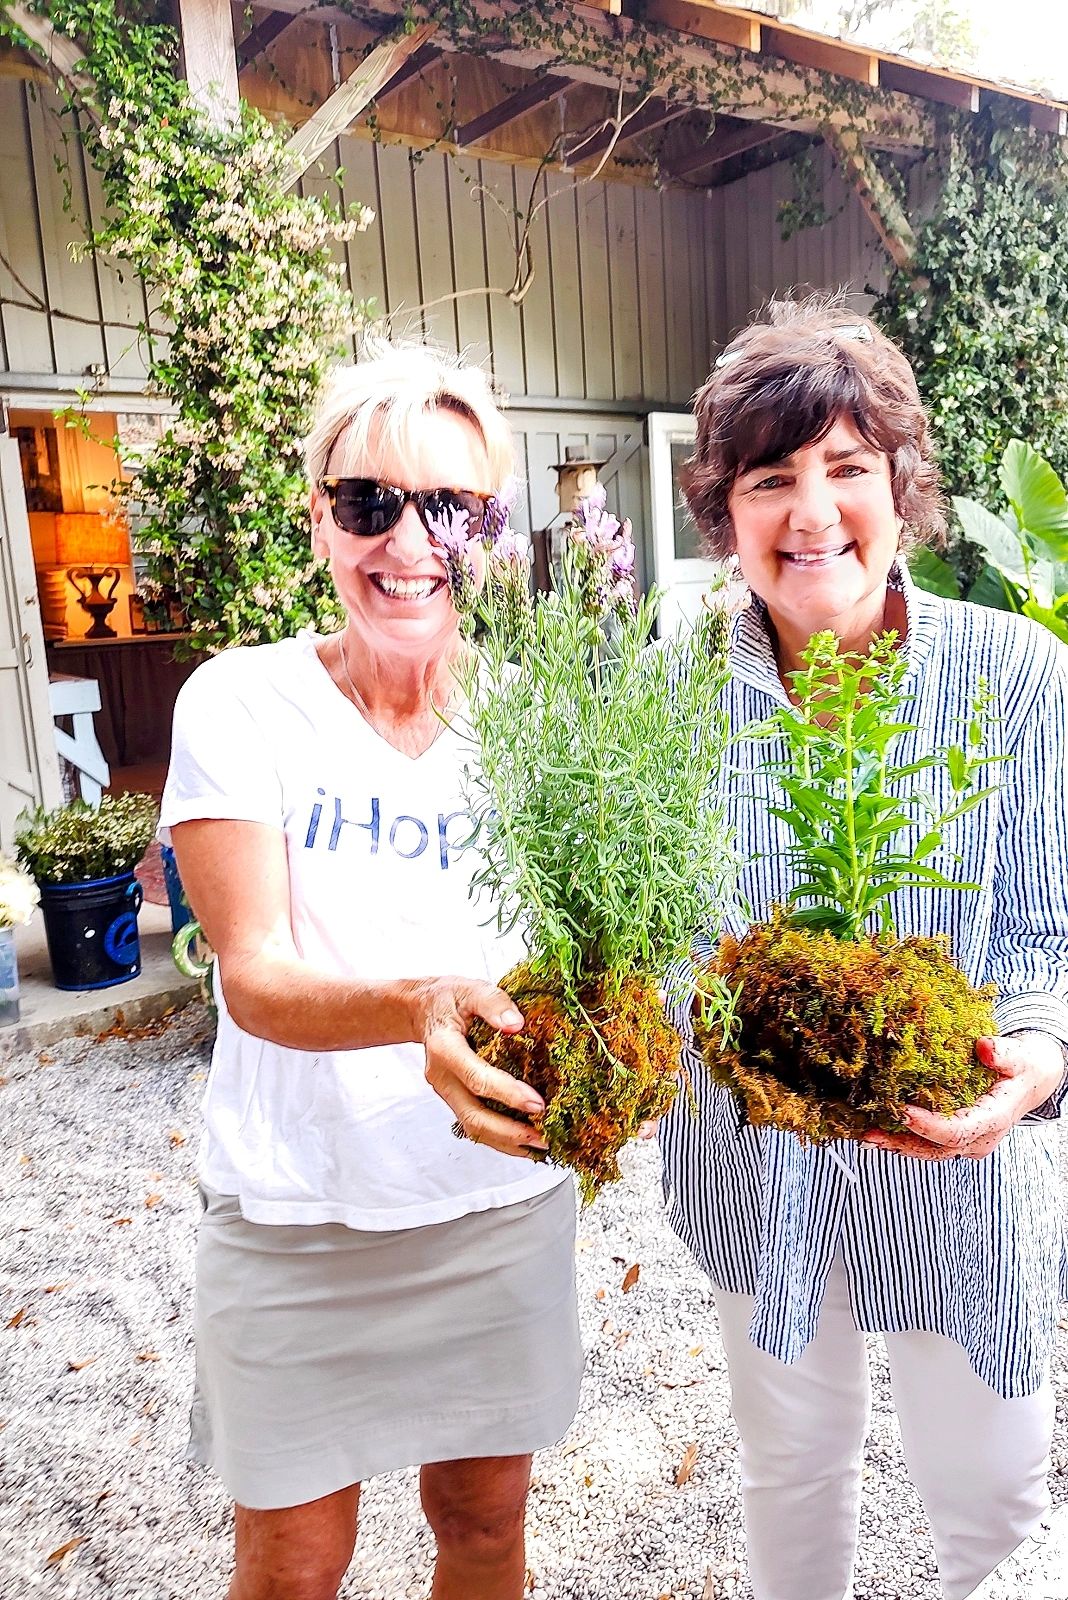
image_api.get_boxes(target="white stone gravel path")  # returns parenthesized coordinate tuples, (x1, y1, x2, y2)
(2, 1004, 1066, 1600)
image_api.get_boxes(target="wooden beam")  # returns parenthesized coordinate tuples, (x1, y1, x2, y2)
(641, 0, 760, 53)
(667, 116, 783, 179)
(1030, 102, 1068, 136)
(822, 122, 916, 274)
(178, 0, 240, 127)
(455, 73, 571, 146)
(879, 57, 980, 112)
(237, 10, 298, 74)
(3, 3, 98, 117)
(762, 23, 878, 87)
(260, 0, 933, 149)
(566, 98, 687, 165)
(281, 20, 438, 184)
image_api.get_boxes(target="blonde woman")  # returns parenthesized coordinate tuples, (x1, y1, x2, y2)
(162, 345, 582, 1600)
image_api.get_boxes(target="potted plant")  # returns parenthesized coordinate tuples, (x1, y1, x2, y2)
(15, 793, 158, 991)
(0, 853, 40, 1024)
(440, 486, 737, 1200)
(695, 630, 1001, 1140)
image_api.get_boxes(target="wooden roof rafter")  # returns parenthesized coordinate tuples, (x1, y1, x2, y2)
(564, 96, 688, 167)
(455, 73, 571, 147)
(665, 113, 788, 179)
(236, 10, 298, 74)
(256, 0, 934, 150)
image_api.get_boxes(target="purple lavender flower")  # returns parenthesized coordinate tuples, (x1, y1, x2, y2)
(482, 475, 520, 550)
(424, 502, 472, 559)
(425, 502, 478, 623)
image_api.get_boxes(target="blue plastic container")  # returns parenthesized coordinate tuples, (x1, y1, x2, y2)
(161, 843, 192, 936)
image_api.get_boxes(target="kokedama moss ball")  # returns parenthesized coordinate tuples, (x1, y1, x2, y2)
(697, 916, 998, 1141)
(468, 964, 681, 1202)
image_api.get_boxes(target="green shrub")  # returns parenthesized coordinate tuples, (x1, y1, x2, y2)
(16, 794, 159, 885)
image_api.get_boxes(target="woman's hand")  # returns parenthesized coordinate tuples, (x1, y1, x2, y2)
(863, 1033, 1065, 1162)
(419, 978, 551, 1161)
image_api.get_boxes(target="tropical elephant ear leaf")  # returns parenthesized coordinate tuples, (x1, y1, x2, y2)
(907, 546, 960, 599)
(951, 496, 1028, 583)
(1000, 440, 1068, 559)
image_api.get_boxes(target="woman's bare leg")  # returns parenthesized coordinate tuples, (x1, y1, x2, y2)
(227, 1483, 360, 1600)
(421, 1454, 532, 1600)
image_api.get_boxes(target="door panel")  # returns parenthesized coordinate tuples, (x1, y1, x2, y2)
(0, 430, 62, 850)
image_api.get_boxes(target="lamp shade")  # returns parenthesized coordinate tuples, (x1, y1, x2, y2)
(54, 511, 130, 567)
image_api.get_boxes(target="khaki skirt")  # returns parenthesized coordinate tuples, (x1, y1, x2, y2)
(190, 1179, 582, 1510)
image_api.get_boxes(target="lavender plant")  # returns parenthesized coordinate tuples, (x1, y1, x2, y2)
(445, 486, 736, 1198)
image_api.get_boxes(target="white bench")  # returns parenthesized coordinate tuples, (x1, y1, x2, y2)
(48, 674, 110, 807)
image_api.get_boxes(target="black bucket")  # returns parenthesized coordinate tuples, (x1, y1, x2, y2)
(39, 871, 144, 991)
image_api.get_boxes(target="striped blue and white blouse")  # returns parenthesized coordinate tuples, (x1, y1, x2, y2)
(660, 559, 1068, 1398)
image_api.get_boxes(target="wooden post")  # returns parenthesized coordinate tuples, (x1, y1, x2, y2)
(176, 0, 240, 128)
(822, 121, 917, 275)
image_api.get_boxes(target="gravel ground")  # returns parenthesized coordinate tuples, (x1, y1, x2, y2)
(2, 1003, 1067, 1600)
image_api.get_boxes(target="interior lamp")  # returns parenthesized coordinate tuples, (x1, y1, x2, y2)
(55, 512, 130, 639)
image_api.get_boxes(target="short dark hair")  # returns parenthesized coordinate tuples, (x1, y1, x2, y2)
(681, 298, 946, 559)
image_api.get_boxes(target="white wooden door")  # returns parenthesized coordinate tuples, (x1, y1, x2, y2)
(507, 410, 648, 590)
(647, 412, 723, 637)
(0, 428, 62, 851)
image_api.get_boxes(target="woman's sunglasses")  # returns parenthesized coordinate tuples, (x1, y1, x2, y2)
(318, 477, 494, 540)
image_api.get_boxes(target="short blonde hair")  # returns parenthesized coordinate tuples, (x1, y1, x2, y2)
(304, 338, 515, 490)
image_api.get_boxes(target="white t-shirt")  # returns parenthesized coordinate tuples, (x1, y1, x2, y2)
(160, 632, 564, 1229)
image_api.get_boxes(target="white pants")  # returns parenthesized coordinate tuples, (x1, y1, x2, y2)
(713, 1256, 1054, 1600)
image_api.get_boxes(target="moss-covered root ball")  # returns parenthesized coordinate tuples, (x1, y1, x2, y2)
(468, 965, 681, 1203)
(696, 917, 998, 1142)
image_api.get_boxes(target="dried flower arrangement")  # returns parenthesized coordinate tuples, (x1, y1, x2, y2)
(696, 630, 1001, 1141)
(0, 854, 40, 929)
(443, 484, 736, 1200)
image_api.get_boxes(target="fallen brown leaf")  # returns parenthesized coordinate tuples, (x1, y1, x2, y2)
(621, 1263, 640, 1293)
(135, 1350, 160, 1362)
(614, 1330, 631, 1349)
(37, 1052, 54, 1065)
(68, 1357, 98, 1372)
(144, 1194, 162, 1209)
(689, 1344, 704, 1357)
(6, 1307, 26, 1329)
(594, 1288, 605, 1301)
(110, 1217, 132, 1227)
(168, 1130, 186, 1147)
(44, 1283, 70, 1294)
(701, 1570, 716, 1600)
(46, 1537, 84, 1566)
(675, 1441, 700, 1487)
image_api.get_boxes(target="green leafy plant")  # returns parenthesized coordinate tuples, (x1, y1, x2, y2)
(15, 794, 158, 885)
(697, 630, 1001, 1141)
(2, 0, 373, 651)
(449, 489, 737, 1197)
(876, 112, 1068, 528)
(754, 630, 999, 940)
(913, 439, 1068, 645)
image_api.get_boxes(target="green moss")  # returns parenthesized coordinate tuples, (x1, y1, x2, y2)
(696, 911, 998, 1141)
(468, 965, 680, 1202)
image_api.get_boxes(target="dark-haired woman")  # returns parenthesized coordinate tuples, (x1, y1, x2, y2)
(662, 302, 1068, 1600)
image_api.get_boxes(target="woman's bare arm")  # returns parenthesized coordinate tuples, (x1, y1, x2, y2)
(171, 818, 547, 1156)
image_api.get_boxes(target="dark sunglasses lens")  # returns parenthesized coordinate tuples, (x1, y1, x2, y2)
(421, 489, 487, 539)
(332, 480, 403, 537)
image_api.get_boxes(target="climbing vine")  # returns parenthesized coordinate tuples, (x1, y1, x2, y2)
(876, 111, 1068, 522)
(1, 0, 373, 649)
